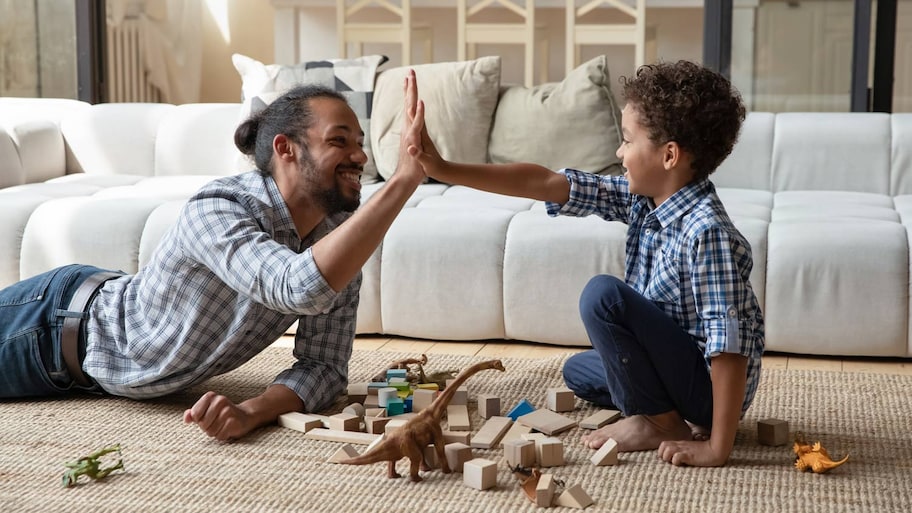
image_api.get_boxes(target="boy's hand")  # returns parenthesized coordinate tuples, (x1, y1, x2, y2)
(657, 438, 729, 467)
(407, 121, 444, 177)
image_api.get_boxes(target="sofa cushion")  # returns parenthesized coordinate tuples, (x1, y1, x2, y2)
(370, 56, 501, 181)
(231, 53, 388, 184)
(487, 55, 623, 175)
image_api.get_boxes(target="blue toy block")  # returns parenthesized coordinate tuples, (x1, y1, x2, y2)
(404, 397, 413, 413)
(386, 368, 408, 380)
(387, 398, 405, 416)
(506, 399, 535, 421)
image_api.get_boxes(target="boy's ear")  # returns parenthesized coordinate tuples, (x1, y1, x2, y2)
(662, 141, 680, 171)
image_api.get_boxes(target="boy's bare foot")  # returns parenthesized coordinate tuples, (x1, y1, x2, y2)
(686, 421, 711, 441)
(581, 411, 692, 452)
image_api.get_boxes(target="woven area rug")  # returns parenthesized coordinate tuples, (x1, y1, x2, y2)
(1, 348, 910, 513)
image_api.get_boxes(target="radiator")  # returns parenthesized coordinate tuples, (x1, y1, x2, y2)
(106, 17, 161, 103)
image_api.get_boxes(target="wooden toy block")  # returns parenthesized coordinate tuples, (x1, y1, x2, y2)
(386, 398, 405, 416)
(377, 387, 398, 407)
(537, 437, 564, 467)
(342, 403, 366, 419)
(517, 409, 577, 435)
(590, 438, 618, 466)
(447, 404, 471, 431)
(555, 483, 594, 509)
(277, 412, 323, 433)
(412, 388, 436, 412)
(364, 407, 386, 417)
(463, 458, 497, 490)
(503, 439, 535, 468)
(520, 432, 547, 442)
(470, 416, 513, 449)
(384, 418, 408, 434)
(364, 394, 380, 408)
(302, 428, 379, 445)
(536, 473, 555, 507)
(422, 444, 440, 470)
(326, 443, 360, 463)
(328, 412, 361, 432)
(758, 418, 790, 446)
(445, 442, 474, 473)
(309, 414, 332, 428)
(347, 383, 368, 403)
(416, 383, 439, 391)
(386, 368, 408, 380)
(580, 409, 622, 429)
(364, 432, 386, 454)
(442, 430, 471, 445)
(506, 399, 535, 420)
(477, 394, 500, 419)
(450, 387, 468, 406)
(500, 422, 534, 448)
(546, 387, 576, 413)
(367, 381, 388, 395)
(365, 416, 392, 434)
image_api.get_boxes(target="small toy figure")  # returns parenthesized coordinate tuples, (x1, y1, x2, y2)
(793, 434, 848, 473)
(62, 444, 125, 487)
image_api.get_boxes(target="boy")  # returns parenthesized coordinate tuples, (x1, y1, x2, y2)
(407, 60, 764, 467)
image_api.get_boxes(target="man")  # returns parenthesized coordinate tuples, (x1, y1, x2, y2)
(0, 71, 428, 442)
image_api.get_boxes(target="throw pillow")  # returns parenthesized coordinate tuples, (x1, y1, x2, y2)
(370, 56, 501, 181)
(231, 53, 388, 184)
(488, 54, 623, 175)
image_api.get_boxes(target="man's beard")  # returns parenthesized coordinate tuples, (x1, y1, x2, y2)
(300, 153, 361, 214)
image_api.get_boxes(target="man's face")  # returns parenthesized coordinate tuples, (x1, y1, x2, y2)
(298, 97, 367, 214)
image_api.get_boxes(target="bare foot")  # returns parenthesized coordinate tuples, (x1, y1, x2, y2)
(581, 411, 692, 452)
(686, 421, 711, 441)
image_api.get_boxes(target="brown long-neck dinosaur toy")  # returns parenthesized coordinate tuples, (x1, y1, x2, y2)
(340, 359, 506, 482)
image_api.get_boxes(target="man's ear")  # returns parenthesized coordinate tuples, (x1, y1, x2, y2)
(273, 134, 297, 163)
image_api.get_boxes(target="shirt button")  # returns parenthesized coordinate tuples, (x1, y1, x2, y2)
(728, 309, 737, 318)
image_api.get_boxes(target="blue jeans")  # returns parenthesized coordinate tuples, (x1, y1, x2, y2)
(562, 275, 714, 428)
(0, 264, 110, 399)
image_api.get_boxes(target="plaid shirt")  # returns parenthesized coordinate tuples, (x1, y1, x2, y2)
(546, 170, 764, 414)
(84, 171, 360, 412)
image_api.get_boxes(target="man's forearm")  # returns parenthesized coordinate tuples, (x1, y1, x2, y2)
(239, 384, 305, 429)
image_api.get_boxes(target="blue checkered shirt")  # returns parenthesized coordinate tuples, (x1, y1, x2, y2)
(546, 170, 764, 414)
(84, 171, 359, 412)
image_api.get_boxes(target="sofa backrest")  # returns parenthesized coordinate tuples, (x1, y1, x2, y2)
(59, 102, 246, 178)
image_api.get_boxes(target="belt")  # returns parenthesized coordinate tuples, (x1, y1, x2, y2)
(62, 271, 121, 388)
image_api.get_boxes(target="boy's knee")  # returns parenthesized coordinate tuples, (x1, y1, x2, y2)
(579, 274, 625, 320)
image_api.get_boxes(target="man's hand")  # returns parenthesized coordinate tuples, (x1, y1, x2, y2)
(183, 391, 255, 442)
(394, 69, 427, 186)
(183, 385, 304, 441)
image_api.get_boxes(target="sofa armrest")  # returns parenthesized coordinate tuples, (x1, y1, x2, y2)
(0, 130, 25, 189)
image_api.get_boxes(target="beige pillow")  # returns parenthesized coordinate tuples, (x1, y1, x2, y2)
(231, 53, 388, 183)
(488, 55, 623, 175)
(371, 56, 501, 181)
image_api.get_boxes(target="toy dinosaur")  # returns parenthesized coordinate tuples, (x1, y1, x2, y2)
(341, 359, 506, 482)
(793, 436, 849, 473)
(62, 444, 125, 488)
(370, 353, 459, 388)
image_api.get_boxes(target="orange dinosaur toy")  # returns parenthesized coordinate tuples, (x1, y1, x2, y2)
(793, 438, 849, 473)
(340, 359, 506, 482)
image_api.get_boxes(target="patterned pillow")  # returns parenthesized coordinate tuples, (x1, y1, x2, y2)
(231, 53, 388, 184)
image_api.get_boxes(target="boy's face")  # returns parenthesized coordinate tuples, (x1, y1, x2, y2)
(616, 104, 667, 199)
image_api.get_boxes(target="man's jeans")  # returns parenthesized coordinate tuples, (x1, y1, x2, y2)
(0, 264, 108, 399)
(562, 275, 714, 428)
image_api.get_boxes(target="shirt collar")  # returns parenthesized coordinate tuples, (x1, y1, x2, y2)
(261, 173, 299, 238)
(651, 178, 714, 228)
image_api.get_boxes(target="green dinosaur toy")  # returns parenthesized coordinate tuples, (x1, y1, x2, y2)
(62, 444, 125, 488)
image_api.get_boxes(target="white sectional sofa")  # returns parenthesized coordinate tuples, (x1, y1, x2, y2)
(2, 64, 912, 359)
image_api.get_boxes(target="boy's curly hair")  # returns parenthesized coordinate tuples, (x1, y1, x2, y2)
(621, 60, 746, 180)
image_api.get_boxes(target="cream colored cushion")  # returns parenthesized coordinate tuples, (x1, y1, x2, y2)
(371, 56, 501, 181)
(231, 53, 388, 184)
(488, 55, 623, 175)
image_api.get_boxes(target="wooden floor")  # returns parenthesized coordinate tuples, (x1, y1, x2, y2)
(273, 335, 912, 376)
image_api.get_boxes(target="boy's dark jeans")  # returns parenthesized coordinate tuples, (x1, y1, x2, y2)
(562, 275, 714, 428)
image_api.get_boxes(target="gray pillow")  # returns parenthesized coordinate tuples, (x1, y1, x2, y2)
(488, 55, 623, 175)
